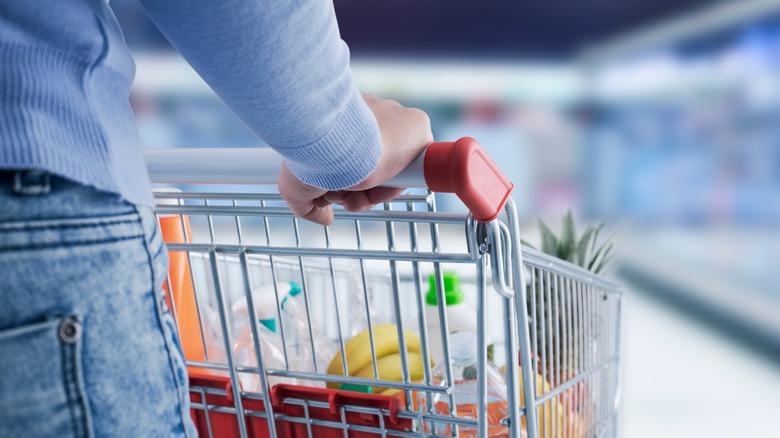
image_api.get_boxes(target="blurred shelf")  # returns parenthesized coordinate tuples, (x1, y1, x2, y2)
(132, 53, 582, 103)
(618, 231, 780, 358)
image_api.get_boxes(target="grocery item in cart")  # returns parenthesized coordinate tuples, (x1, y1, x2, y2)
(155, 191, 207, 370)
(232, 323, 295, 391)
(424, 271, 483, 364)
(342, 263, 379, 339)
(231, 282, 299, 331)
(232, 280, 334, 382)
(326, 324, 426, 390)
(276, 283, 337, 378)
(231, 282, 305, 390)
(418, 331, 509, 437)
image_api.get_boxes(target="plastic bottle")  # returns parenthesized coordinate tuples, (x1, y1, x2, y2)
(417, 331, 510, 437)
(425, 272, 487, 364)
(276, 286, 335, 380)
(230, 281, 299, 334)
(232, 281, 333, 388)
(231, 282, 299, 391)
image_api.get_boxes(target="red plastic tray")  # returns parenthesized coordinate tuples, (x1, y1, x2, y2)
(189, 373, 284, 438)
(271, 384, 412, 438)
(188, 373, 412, 437)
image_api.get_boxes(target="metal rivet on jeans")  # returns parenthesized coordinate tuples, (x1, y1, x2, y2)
(58, 318, 82, 344)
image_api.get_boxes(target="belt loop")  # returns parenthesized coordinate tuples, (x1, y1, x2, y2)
(13, 170, 52, 196)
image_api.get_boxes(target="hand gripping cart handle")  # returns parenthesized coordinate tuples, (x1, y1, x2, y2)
(144, 137, 513, 222)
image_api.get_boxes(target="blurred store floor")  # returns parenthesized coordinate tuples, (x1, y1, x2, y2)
(619, 287, 780, 438)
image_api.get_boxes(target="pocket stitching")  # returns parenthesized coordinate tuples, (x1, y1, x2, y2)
(0, 234, 144, 253)
(60, 322, 93, 438)
(0, 218, 140, 233)
(0, 318, 60, 340)
(0, 211, 137, 229)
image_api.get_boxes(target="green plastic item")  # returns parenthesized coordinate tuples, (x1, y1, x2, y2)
(259, 282, 302, 332)
(338, 383, 373, 394)
(288, 281, 302, 297)
(280, 281, 303, 307)
(426, 272, 464, 306)
(259, 318, 276, 333)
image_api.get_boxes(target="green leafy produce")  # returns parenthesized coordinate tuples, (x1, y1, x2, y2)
(522, 210, 619, 376)
(522, 210, 618, 274)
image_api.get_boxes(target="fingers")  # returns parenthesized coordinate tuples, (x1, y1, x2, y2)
(364, 187, 405, 206)
(341, 187, 404, 212)
(278, 164, 333, 226)
(278, 161, 402, 223)
(322, 190, 348, 204)
(301, 205, 334, 225)
(341, 191, 371, 212)
(312, 195, 332, 208)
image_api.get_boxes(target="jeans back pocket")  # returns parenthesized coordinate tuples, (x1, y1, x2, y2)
(0, 317, 91, 438)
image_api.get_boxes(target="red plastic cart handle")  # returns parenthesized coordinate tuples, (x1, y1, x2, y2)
(424, 137, 514, 222)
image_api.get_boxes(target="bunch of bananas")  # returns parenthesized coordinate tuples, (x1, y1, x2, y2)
(327, 324, 427, 394)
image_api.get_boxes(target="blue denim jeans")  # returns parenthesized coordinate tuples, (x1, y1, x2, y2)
(0, 171, 197, 437)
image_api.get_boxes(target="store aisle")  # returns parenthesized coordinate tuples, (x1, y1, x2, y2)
(619, 289, 780, 437)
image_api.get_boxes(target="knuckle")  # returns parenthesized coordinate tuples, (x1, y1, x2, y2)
(288, 205, 306, 218)
(419, 110, 432, 128)
(410, 108, 431, 127)
(411, 110, 433, 143)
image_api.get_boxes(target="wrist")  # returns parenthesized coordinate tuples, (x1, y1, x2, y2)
(282, 88, 381, 190)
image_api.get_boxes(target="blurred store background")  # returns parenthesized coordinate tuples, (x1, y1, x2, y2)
(113, 0, 780, 436)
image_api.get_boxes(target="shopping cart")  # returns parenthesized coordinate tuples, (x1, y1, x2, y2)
(144, 137, 623, 438)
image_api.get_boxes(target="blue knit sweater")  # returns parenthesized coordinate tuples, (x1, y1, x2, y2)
(0, 0, 381, 206)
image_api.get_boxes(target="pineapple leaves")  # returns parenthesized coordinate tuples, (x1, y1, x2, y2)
(576, 228, 594, 267)
(539, 219, 558, 256)
(534, 212, 617, 274)
(590, 221, 606, 255)
(559, 211, 577, 262)
(589, 242, 613, 273)
(595, 254, 614, 274)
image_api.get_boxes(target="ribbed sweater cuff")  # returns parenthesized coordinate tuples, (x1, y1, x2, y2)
(282, 90, 381, 191)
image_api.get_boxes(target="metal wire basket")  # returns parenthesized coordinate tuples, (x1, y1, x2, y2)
(145, 138, 623, 438)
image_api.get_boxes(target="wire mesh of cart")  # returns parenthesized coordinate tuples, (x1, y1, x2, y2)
(144, 137, 623, 438)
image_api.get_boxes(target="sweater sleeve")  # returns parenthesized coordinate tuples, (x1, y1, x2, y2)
(137, 0, 381, 190)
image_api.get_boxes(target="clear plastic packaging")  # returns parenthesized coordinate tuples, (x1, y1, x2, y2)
(231, 281, 333, 390)
(417, 331, 509, 437)
(277, 288, 334, 381)
(230, 282, 300, 391)
(232, 320, 297, 391)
